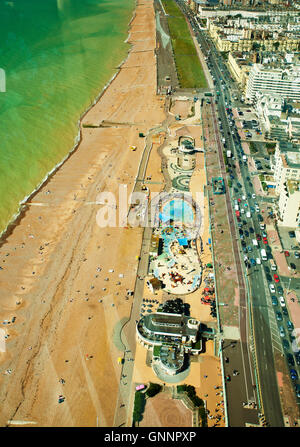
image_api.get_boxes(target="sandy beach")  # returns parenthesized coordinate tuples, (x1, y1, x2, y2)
(0, 0, 166, 427)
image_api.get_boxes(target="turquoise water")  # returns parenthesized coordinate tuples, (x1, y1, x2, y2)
(160, 199, 194, 224)
(0, 0, 135, 234)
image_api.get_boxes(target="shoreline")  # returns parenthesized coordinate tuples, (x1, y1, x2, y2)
(0, 2, 137, 247)
(0, 0, 166, 426)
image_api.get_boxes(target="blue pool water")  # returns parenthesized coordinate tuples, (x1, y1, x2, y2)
(159, 199, 194, 224)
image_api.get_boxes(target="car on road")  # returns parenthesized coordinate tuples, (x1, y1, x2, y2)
(266, 273, 272, 282)
(279, 296, 286, 307)
(277, 285, 283, 294)
(289, 333, 296, 343)
(282, 307, 288, 316)
(290, 369, 298, 380)
(269, 284, 276, 293)
(256, 234, 261, 241)
(287, 354, 295, 366)
(287, 320, 294, 332)
(271, 296, 278, 306)
(276, 312, 283, 321)
(273, 274, 279, 283)
(283, 339, 289, 352)
(279, 326, 286, 337)
(252, 193, 256, 199)
(250, 258, 256, 266)
(249, 227, 254, 233)
(247, 246, 252, 252)
(294, 251, 300, 259)
(244, 230, 249, 237)
(284, 251, 290, 257)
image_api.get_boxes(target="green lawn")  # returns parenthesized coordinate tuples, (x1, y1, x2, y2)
(161, 0, 207, 89)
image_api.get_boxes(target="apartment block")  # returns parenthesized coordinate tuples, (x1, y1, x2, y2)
(246, 64, 300, 102)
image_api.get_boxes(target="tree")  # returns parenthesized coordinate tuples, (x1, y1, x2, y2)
(146, 383, 162, 398)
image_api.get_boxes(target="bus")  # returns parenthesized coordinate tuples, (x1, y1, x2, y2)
(261, 249, 267, 261)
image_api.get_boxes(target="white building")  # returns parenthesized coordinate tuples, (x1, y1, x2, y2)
(255, 93, 284, 133)
(273, 141, 300, 227)
(246, 64, 300, 103)
(278, 180, 300, 227)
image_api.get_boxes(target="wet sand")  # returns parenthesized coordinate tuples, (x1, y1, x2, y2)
(0, 0, 165, 427)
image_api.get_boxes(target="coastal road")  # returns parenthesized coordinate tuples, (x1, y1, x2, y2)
(202, 103, 258, 426)
(190, 14, 286, 424)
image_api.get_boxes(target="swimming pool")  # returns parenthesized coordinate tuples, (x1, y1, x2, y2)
(159, 199, 194, 224)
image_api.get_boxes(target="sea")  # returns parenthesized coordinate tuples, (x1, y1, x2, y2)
(0, 0, 135, 235)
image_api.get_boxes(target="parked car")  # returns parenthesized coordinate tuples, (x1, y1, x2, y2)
(287, 320, 294, 332)
(294, 251, 300, 259)
(276, 312, 283, 321)
(290, 369, 298, 380)
(295, 384, 300, 398)
(288, 231, 296, 238)
(284, 251, 290, 257)
(273, 274, 279, 283)
(271, 296, 278, 306)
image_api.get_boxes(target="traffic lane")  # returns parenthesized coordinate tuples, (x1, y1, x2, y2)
(250, 265, 285, 427)
(251, 303, 285, 427)
(222, 339, 259, 427)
